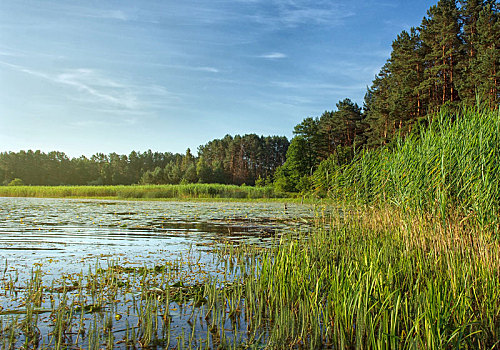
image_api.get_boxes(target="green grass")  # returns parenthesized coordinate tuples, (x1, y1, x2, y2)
(320, 105, 500, 228)
(0, 183, 295, 200)
(235, 206, 500, 348)
(2, 105, 499, 348)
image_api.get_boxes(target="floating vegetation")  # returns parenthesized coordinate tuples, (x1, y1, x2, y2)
(1, 184, 499, 349)
(0, 198, 316, 348)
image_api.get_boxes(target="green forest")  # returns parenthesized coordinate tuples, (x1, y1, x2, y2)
(1, 0, 498, 192)
(0, 135, 288, 187)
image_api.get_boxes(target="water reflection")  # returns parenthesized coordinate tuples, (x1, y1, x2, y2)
(0, 197, 314, 279)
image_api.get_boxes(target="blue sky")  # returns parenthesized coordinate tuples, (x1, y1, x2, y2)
(0, 0, 436, 157)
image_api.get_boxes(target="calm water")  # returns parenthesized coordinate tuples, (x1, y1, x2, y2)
(0, 197, 319, 348)
(0, 197, 314, 279)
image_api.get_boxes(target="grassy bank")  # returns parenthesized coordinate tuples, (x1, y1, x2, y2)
(320, 105, 500, 228)
(2, 106, 499, 348)
(0, 183, 293, 200)
(239, 207, 500, 348)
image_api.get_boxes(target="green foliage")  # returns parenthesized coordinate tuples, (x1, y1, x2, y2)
(182, 164, 198, 184)
(7, 178, 24, 186)
(296, 175, 312, 194)
(1, 1, 497, 198)
(196, 156, 213, 183)
(198, 134, 289, 185)
(254, 175, 265, 187)
(323, 105, 500, 226)
(279, 99, 363, 193)
(273, 136, 312, 192)
(0, 183, 288, 200)
(301, 0, 499, 198)
(0, 135, 289, 187)
(311, 146, 354, 197)
(364, 0, 498, 148)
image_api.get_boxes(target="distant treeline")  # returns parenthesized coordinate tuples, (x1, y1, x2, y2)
(0, 135, 288, 186)
(274, 0, 499, 192)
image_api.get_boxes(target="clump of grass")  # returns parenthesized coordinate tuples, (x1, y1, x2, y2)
(232, 206, 500, 348)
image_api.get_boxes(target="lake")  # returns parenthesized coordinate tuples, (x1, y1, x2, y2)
(0, 197, 314, 277)
(0, 197, 317, 348)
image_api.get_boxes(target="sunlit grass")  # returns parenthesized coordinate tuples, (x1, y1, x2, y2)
(2, 205, 499, 348)
(0, 183, 291, 200)
(2, 105, 499, 348)
(323, 105, 500, 228)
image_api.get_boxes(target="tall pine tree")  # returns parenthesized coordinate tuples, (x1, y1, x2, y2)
(420, 0, 462, 110)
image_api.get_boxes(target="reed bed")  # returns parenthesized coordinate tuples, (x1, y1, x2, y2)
(322, 105, 500, 228)
(242, 207, 500, 348)
(2, 106, 499, 348)
(0, 183, 287, 200)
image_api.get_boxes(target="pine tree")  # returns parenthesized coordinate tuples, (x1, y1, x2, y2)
(420, 0, 462, 110)
(364, 62, 392, 147)
(457, 0, 485, 104)
(474, 1, 499, 107)
(388, 28, 425, 130)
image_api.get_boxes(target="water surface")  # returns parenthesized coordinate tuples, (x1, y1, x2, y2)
(0, 197, 314, 279)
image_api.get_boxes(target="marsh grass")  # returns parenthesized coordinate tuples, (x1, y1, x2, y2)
(251, 207, 500, 348)
(0, 183, 290, 200)
(322, 105, 500, 229)
(2, 105, 499, 348)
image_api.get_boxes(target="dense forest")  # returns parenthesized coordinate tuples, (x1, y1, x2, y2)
(1, 0, 498, 190)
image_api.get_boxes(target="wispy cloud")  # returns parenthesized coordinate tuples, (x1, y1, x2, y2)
(245, 0, 355, 28)
(0, 46, 65, 60)
(82, 10, 129, 21)
(271, 80, 366, 92)
(0, 50, 22, 57)
(0, 61, 52, 80)
(55, 68, 138, 109)
(0, 61, 179, 112)
(71, 116, 138, 128)
(154, 63, 220, 73)
(197, 66, 220, 73)
(259, 52, 287, 59)
(143, 1, 354, 31)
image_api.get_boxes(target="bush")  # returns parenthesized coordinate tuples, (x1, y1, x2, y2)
(8, 178, 25, 186)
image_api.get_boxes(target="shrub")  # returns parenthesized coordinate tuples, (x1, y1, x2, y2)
(8, 178, 25, 186)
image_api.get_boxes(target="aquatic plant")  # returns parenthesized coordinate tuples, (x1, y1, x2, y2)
(319, 105, 500, 228)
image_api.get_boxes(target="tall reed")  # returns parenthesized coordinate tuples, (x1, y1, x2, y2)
(321, 105, 500, 228)
(233, 207, 500, 348)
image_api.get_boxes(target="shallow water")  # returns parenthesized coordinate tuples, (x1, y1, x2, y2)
(0, 197, 314, 280)
(0, 197, 317, 348)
